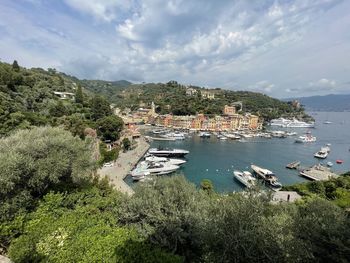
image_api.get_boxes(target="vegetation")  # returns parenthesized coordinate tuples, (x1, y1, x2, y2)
(82, 80, 309, 121)
(0, 60, 347, 262)
(283, 175, 350, 209)
(122, 137, 131, 151)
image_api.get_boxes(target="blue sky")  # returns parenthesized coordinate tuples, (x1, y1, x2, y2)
(0, 0, 349, 98)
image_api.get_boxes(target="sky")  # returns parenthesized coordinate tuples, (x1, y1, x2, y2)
(0, 0, 349, 98)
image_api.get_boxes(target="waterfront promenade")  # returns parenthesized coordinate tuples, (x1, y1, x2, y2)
(98, 137, 150, 195)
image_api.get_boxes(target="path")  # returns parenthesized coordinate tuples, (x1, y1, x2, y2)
(98, 137, 150, 195)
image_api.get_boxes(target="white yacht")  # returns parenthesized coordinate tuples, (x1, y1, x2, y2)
(161, 132, 186, 140)
(251, 164, 282, 191)
(295, 135, 317, 143)
(131, 161, 180, 177)
(233, 170, 256, 188)
(148, 147, 189, 157)
(270, 118, 315, 128)
(145, 155, 186, 165)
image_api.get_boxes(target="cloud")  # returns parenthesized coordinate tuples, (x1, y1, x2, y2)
(286, 78, 337, 94)
(0, 0, 349, 98)
(248, 80, 275, 93)
(62, 0, 139, 22)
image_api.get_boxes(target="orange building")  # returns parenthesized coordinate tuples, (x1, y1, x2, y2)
(223, 105, 236, 115)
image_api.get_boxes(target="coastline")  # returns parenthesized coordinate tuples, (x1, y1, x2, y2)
(98, 137, 150, 195)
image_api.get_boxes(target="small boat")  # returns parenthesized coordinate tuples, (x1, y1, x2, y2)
(336, 159, 343, 164)
(295, 134, 316, 143)
(233, 170, 256, 188)
(199, 132, 211, 138)
(314, 149, 328, 159)
(161, 132, 186, 140)
(323, 121, 332, 124)
(251, 165, 282, 191)
(286, 161, 300, 169)
(327, 162, 333, 167)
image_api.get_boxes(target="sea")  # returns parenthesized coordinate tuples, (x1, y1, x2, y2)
(127, 112, 350, 193)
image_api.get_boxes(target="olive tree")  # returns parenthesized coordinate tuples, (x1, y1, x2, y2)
(0, 126, 96, 222)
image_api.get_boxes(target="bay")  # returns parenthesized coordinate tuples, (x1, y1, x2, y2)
(127, 112, 350, 193)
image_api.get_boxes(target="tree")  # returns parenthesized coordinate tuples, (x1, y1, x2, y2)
(90, 95, 112, 121)
(0, 127, 96, 223)
(200, 179, 214, 194)
(8, 190, 181, 263)
(75, 84, 84, 104)
(122, 137, 131, 151)
(97, 115, 124, 142)
(12, 60, 20, 72)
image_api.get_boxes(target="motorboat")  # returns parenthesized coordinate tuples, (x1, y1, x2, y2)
(233, 170, 256, 188)
(271, 131, 286, 138)
(161, 132, 186, 140)
(222, 133, 240, 140)
(152, 129, 168, 134)
(286, 132, 297, 136)
(145, 155, 186, 165)
(148, 147, 189, 157)
(327, 162, 333, 167)
(251, 164, 282, 191)
(295, 135, 316, 143)
(314, 149, 328, 159)
(199, 132, 211, 138)
(131, 161, 180, 177)
(323, 121, 332, 124)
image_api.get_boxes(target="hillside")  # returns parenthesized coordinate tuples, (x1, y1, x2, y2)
(286, 94, 350, 112)
(82, 80, 309, 121)
(0, 61, 118, 138)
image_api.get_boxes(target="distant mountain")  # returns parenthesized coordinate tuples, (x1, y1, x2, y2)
(287, 94, 350, 112)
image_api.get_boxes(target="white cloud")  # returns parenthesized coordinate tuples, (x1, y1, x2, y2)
(308, 78, 336, 90)
(248, 81, 275, 93)
(0, 0, 348, 98)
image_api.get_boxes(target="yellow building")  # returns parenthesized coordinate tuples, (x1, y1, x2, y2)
(223, 105, 236, 115)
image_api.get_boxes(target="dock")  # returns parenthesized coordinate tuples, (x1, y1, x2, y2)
(98, 137, 150, 195)
(299, 164, 339, 181)
(286, 161, 300, 169)
(145, 136, 176, 141)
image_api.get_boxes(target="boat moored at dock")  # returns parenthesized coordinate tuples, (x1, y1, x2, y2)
(233, 170, 256, 188)
(251, 164, 282, 191)
(145, 155, 187, 165)
(148, 147, 189, 157)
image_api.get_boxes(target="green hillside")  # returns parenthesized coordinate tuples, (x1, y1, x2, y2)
(0, 61, 121, 139)
(82, 80, 310, 121)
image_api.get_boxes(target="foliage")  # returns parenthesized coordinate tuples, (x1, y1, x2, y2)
(90, 95, 112, 121)
(8, 188, 181, 263)
(200, 179, 214, 194)
(283, 175, 350, 208)
(0, 61, 93, 137)
(82, 81, 308, 121)
(99, 142, 118, 165)
(0, 126, 95, 224)
(97, 115, 124, 141)
(122, 137, 131, 151)
(75, 84, 83, 104)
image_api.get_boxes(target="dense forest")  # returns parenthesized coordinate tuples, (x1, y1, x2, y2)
(81, 80, 310, 121)
(0, 61, 348, 262)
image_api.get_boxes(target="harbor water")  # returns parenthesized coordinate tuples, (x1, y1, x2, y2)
(127, 112, 350, 193)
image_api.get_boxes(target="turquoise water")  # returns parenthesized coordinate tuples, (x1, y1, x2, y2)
(127, 112, 350, 193)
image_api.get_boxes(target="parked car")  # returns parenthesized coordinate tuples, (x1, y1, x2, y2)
(103, 162, 113, 167)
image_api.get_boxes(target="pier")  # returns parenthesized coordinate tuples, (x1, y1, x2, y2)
(299, 164, 339, 181)
(98, 137, 150, 195)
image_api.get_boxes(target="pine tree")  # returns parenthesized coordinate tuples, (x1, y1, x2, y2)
(75, 84, 83, 104)
(12, 60, 20, 72)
